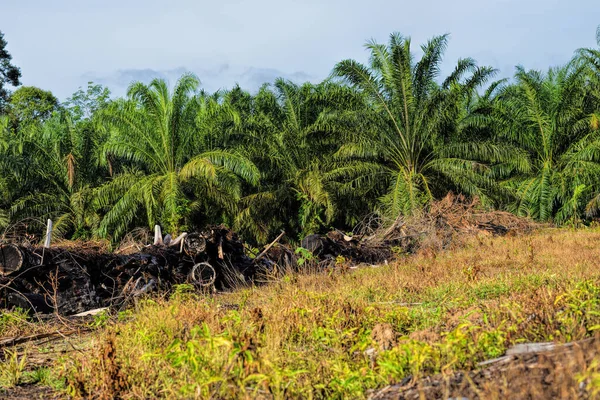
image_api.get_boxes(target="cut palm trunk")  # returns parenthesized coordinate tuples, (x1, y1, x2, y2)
(0, 225, 258, 315)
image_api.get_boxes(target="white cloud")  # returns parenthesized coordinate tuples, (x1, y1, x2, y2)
(0, 0, 597, 100)
(80, 65, 317, 98)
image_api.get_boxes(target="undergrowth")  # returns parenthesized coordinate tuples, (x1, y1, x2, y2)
(3, 228, 600, 398)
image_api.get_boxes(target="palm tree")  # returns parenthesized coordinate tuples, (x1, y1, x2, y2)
(229, 79, 357, 242)
(0, 116, 13, 229)
(4, 112, 104, 238)
(577, 26, 600, 75)
(329, 33, 525, 218)
(486, 65, 600, 223)
(576, 25, 600, 133)
(95, 74, 259, 240)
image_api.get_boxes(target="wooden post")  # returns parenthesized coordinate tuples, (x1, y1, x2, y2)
(44, 219, 53, 249)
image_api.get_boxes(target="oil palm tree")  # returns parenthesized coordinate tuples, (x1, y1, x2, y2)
(488, 65, 600, 222)
(330, 33, 526, 218)
(577, 26, 600, 76)
(228, 80, 334, 242)
(0, 116, 12, 229)
(576, 25, 600, 133)
(95, 74, 259, 240)
(229, 79, 359, 242)
(6, 112, 104, 238)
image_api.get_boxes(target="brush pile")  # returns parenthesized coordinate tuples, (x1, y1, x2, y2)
(361, 193, 538, 253)
(0, 196, 538, 315)
(0, 225, 259, 315)
(302, 194, 538, 263)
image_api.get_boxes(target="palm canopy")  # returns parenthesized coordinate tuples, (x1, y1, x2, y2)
(576, 25, 600, 131)
(329, 33, 526, 217)
(484, 64, 600, 222)
(227, 79, 360, 242)
(230, 79, 332, 242)
(0, 111, 106, 237)
(577, 26, 600, 74)
(95, 74, 259, 240)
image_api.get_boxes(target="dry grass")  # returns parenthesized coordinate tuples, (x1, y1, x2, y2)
(3, 227, 600, 398)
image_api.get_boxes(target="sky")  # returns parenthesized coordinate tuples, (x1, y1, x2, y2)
(0, 0, 598, 101)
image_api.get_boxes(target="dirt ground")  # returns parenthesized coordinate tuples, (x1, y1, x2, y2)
(0, 384, 62, 399)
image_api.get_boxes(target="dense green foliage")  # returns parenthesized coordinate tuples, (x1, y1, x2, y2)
(1, 30, 600, 244)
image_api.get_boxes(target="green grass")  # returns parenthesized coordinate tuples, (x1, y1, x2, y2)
(3, 228, 600, 398)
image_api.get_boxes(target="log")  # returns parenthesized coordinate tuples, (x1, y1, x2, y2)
(184, 233, 206, 256)
(477, 338, 596, 366)
(0, 330, 81, 348)
(169, 232, 187, 248)
(1, 225, 260, 315)
(0, 244, 24, 275)
(189, 262, 216, 287)
(7, 292, 53, 314)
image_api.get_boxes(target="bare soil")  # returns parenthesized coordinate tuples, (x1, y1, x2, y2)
(0, 384, 62, 400)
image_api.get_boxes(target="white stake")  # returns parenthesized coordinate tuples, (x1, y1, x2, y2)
(153, 225, 163, 246)
(44, 219, 53, 249)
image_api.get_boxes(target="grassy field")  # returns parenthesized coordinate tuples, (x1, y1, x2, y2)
(2, 227, 600, 399)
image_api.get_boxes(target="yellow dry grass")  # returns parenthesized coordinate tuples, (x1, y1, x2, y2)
(3, 227, 600, 399)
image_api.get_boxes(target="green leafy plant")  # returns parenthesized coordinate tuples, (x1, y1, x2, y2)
(295, 246, 315, 266)
(0, 349, 27, 387)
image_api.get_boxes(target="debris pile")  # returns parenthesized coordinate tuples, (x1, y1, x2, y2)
(298, 194, 538, 264)
(360, 193, 539, 254)
(0, 197, 538, 315)
(0, 225, 258, 315)
(371, 337, 598, 399)
(301, 231, 393, 266)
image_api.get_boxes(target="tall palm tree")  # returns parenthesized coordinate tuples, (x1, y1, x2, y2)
(4, 112, 105, 238)
(487, 65, 600, 223)
(576, 25, 600, 132)
(329, 33, 525, 218)
(0, 116, 12, 229)
(229, 79, 357, 242)
(95, 74, 259, 240)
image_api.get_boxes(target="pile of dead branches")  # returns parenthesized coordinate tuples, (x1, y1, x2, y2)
(0, 199, 540, 316)
(0, 225, 260, 315)
(298, 194, 539, 265)
(364, 193, 539, 253)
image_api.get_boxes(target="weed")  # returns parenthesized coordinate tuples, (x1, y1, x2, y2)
(23, 228, 600, 398)
(0, 349, 27, 388)
(0, 308, 30, 336)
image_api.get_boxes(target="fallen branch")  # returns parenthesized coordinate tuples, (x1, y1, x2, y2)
(477, 337, 596, 366)
(0, 329, 85, 348)
(254, 231, 286, 263)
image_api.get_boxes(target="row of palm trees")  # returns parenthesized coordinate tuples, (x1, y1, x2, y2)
(1, 29, 600, 245)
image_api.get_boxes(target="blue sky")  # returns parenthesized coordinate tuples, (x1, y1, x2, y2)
(1, 0, 598, 100)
